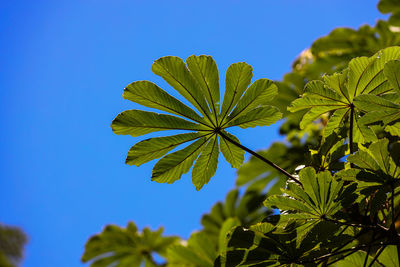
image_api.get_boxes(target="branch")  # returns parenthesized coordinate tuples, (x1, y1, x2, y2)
(308, 241, 394, 264)
(349, 104, 354, 155)
(368, 245, 386, 267)
(322, 217, 385, 230)
(217, 130, 302, 186)
(363, 231, 376, 267)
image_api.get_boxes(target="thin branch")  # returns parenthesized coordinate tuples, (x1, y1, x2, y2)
(363, 231, 376, 267)
(323, 217, 381, 230)
(349, 104, 355, 155)
(397, 245, 400, 267)
(217, 130, 302, 186)
(368, 244, 386, 267)
(391, 184, 396, 229)
(309, 241, 393, 264)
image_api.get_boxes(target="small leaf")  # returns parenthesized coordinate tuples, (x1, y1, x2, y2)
(218, 218, 241, 254)
(226, 106, 282, 129)
(385, 122, 400, 136)
(353, 113, 377, 143)
(227, 78, 278, 121)
(220, 62, 253, 120)
(126, 132, 206, 166)
(151, 56, 213, 122)
(324, 108, 348, 138)
(151, 137, 208, 184)
(111, 110, 206, 137)
(384, 59, 400, 93)
(186, 55, 220, 118)
(192, 135, 219, 190)
(219, 131, 245, 168)
(123, 81, 204, 123)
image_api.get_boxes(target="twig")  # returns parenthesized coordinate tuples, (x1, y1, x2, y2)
(217, 130, 302, 186)
(368, 245, 386, 267)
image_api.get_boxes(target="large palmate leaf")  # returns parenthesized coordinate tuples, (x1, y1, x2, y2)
(81, 222, 179, 267)
(289, 47, 400, 144)
(112, 56, 282, 190)
(264, 167, 357, 243)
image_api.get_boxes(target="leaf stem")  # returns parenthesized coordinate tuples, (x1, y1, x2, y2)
(368, 244, 386, 267)
(322, 217, 379, 230)
(349, 105, 354, 155)
(363, 231, 375, 267)
(217, 130, 302, 186)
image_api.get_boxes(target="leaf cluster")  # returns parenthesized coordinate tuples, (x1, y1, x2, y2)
(83, 3, 400, 266)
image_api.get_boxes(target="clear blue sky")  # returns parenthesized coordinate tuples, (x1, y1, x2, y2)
(0, 0, 385, 266)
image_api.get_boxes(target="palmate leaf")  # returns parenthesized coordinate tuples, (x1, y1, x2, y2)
(264, 168, 357, 244)
(288, 46, 400, 143)
(112, 56, 281, 190)
(343, 138, 400, 182)
(81, 222, 179, 267)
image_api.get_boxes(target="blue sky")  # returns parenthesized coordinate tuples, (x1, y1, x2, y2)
(0, 0, 385, 266)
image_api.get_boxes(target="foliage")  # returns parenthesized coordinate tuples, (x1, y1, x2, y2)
(378, 0, 400, 26)
(111, 56, 283, 190)
(81, 222, 179, 267)
(0, 224, 27, 267)
(83, 1, 400, 266)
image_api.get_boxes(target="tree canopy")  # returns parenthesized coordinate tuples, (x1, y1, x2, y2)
(82, 1, 400, 266)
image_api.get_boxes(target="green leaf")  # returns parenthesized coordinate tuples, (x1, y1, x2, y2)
(323, 70, 350, 102)
(226, 106, 282, 129)
(335, 250, 381, 266)
(353, 113, 378, 143)
(192, 135, 219, 190)
(219, 131, 245, 168)
(113, 56, 283, 189)
(300, 106, 338, 129)
(264, 195, 313, 213)
(377, 245, 400, 266)
(299, 167, 320, 205)
(347, 138, 400, 184)
(385, 122, 400, 136)
(288, 96, 344, 113)
(167, 232, 217, 267)
(151, 56, 213, 122)
(227, 79, 278, 122)
(354, 94, 399, 112)
(304, 80, 346, 102)
(111, 110, 206, 137)
(186, 55, 220, 117)
(384, 59, 400, 93)
(347, 151, 381, 172)
(378, 0, 400, 14)
(126, 132, 206, 166)
(368, 138, 391, 173)
(82, 222, 178, 267)
(324, 108, 348, 138)
(151, 137, 209, 183)
(218, 218, 241, 254)
(347, 56, 375, 100)
(349, 47, 400, 97)
(123, 81, 204, 123)
(220, 62, 253, 120)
